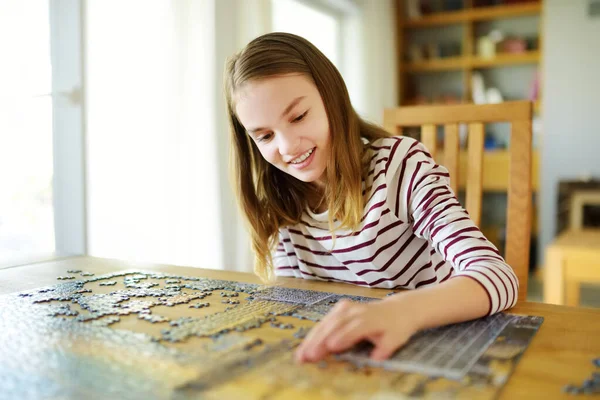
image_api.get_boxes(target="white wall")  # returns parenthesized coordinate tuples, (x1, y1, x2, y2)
(540, 0, 600, 261)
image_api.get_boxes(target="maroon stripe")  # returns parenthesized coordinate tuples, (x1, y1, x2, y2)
(365, 183, 386, 204)
(365, 241, 428, 285)
(452, 246, 502, 265)
(299, 258, 348, 271)
(450, 274, 493, 315)
(444, 226, 481, 241)
(333, 218, 404, 254)
(403, 261, 432, 287)
(413, 171, 450, 191)
(413, 195, 456, 232)
(367, 163, 387, 178)
(276, 266, 298, 270)
(406, 160, 424, 208)
(459, 269, 502, 308)
(393, 141, 419, 216)
(374, 157, 388, 167)
(417, 200, 462, 237)
(434, 260, 446, 271)
(466, 264, 510, 311)
(355, 228, 415, 275)
(344, 224, 411, 265)
(293, 210, 392, 241)
(415, 276, 438, 288)
(442, 231, 484, 259)
(293, 218, 402, 256)
(411, 189, 451, 231)
(469, 261, 518, 308)
(294, 243, 334, 256)
(463, 255, 506, 268)
(299, 201, 388, 230)
(440, 267, 454, 282)
(430, 216, 470, 240)
(360, 200, 386, 223)
(364, 242, 429, 285)
(385, 138, 403, 172)
(370, 144, 392, 151)
(413, 185, 447, 215)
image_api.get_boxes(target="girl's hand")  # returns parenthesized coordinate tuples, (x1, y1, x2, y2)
(294, 296, 422, 363)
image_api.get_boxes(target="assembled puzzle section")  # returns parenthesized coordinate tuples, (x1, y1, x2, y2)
(0, 270, 545, 399)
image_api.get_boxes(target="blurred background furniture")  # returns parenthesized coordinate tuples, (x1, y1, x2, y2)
(544, 229, 600, 306)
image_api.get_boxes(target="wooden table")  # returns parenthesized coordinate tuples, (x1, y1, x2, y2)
(545, 229, 600, 306)
(1, 256, 599, 399)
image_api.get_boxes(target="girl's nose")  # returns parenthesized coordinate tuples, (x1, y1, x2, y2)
(277, 132, 301, 158)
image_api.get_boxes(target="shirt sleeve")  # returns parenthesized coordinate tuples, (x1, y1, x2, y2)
(386, 137, 519, 315)
(272, 228, 299, 277)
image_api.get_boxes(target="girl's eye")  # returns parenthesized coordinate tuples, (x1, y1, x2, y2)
(292, 111, 308, 123)
(257, 133, 273, 142)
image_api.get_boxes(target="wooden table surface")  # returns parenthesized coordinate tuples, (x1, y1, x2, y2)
(1, 256, 599, 399)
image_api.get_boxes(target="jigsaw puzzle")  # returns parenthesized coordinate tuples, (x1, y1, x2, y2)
(0, 270, 543, 399)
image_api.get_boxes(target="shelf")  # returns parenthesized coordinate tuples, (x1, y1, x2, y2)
(405, 51, 539, 72)
(402, 2, 542, 28)
(435, 149, 540, 192)
(470, 51, 540, 68)
(405, 56, 465, 72)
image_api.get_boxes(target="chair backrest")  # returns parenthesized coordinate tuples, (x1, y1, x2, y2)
(383, 101, 533, 302)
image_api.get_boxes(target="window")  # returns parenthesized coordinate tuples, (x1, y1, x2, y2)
(272, 0, 342, 69)
(0, 1, 55, 264)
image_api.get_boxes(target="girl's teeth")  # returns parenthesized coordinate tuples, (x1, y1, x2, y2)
(292, 148, 314, 164)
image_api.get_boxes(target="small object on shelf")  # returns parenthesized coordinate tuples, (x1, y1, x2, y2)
(472, 72, 487, 104)
(484, 132, 499, 150)
(501, 37, 527, 53)
(486, 87, 504, 103)
(477, 36, 496, 58)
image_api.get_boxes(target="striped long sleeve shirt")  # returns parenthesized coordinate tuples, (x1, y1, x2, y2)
(273, 136, 518, 315)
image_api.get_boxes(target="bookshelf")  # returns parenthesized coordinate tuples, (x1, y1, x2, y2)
(395, 0, 543, 252)
(396, 0, 543, 108)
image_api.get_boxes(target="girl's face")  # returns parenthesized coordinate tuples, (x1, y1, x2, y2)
(235, 74, 330, 188)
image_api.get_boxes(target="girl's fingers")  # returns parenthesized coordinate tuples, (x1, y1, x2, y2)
(296, 301, 358, 362)
(299, 314, 353, 362)
(370, 334, 404, 361)
(325, 319, 373, 353)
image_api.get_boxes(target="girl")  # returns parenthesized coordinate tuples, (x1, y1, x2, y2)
(224, 33, 518, 364)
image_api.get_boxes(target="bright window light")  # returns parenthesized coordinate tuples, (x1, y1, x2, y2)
(272, 0, 341, 68)
(0, 1, 55, 263)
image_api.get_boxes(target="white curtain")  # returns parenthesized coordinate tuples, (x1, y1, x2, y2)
(344, 0, 398, 124)
(85, 0, 223, 269)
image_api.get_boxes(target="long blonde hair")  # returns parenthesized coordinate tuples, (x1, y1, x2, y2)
(224, 32, 391, 282)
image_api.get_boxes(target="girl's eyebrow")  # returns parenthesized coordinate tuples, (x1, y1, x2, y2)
(247, 96, 306, 134)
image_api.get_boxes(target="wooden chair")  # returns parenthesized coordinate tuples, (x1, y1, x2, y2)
(383, 101, 533, 302)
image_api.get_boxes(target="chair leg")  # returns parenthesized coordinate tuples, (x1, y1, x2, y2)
(544, 247, 565, 305)
(566, 280, 580, 307)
